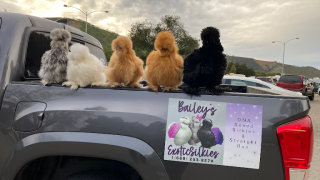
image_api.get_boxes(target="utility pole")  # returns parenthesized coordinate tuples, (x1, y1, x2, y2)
(64, 5, 108, 33)
(272, 38, 299, 75)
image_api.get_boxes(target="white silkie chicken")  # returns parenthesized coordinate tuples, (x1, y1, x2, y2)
(62, 43, 107, 90)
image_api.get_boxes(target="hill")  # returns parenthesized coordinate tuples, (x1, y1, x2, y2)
(46, 17, 118, 60)
(226, 56, 265, 72)
(227, 56, 320, 78)
(45, 17, 320, 78)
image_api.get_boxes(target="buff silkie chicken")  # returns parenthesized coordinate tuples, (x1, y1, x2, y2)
(183, 27, 227, 95)
(104, 36, 144, 88)
(38, 28, 71, 85)
(145, 31, 184, 92)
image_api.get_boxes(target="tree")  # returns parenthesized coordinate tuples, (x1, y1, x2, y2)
(128, 20, 155, 61)
(153, 15, 199, 57)
(226, 62, 234, 73)
(245, 68, 255, 76)
(128, 15, 199, 62)
(255, 71, 266, 77)
(266, 72, 281, 76)
(227, 63, 255, 77)
(104, 48, 113, 62)
(255, 71, 281, 77)
(229, 65, 237, 73)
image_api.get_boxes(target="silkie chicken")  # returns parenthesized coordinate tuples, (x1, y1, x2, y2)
(38, 28, 71, 85)
(145, 31, 184, 92)
(188, 115, 202, 145)
(183, 27, 227, 95)
(167, 116, 192, 146)
(62, 43, 106, 90)
(197, 118, 217, 148)
(104, 36, 144, 88)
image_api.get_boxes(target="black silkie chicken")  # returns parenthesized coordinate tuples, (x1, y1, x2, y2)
(197, 118, 216, 148)
(183, 27, 227, 95)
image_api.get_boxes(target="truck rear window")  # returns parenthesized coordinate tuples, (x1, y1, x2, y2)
(279, 76, 302, 83)
(257, 77, 272, 82)
(25, 32, 51, 78)
(24, 31, 106, 79)
(223, 78, 270, 89)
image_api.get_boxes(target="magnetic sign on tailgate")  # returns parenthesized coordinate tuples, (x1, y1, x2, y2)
(164, 98, 263, 169)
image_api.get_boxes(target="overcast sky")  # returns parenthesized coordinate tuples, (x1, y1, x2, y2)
(2, 0, 320, 69)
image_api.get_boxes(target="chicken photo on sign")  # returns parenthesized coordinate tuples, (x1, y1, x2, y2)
(164, 98, 226, 165)
(188, 115, 202, 145)
(164, 98, 263, 169)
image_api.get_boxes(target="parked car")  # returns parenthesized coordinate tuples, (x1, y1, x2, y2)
(226, 73, 246, 77)
(0, 12, 314, 180)
(314, 84, 319, 94)
(222, 76, 302, 95)
(277, 75, 314, 101)
(256, 77, 275, 85)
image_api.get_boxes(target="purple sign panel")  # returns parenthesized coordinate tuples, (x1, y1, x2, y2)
(222, 103, 263, 169)
(164, 98, 263, 169)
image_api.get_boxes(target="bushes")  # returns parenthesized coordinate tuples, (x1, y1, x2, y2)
(226, 62, 280, 77)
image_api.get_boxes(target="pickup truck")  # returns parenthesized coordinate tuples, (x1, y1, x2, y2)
(0, 12, 314, 180)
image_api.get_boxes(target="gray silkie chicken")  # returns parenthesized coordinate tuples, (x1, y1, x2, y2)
(38, 28, 71, 85)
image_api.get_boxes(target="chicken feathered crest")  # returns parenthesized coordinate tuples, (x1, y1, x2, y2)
(145, 31, 184, 92)
(154, 31, 177, 56)
(112, 35, 133, 55)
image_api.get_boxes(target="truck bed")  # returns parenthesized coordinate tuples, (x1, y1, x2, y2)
(0, 82, 310, 180)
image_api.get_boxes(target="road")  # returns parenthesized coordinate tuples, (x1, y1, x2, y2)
(308, 94, 320, 180)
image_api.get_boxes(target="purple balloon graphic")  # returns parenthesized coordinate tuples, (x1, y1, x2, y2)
(211, 127, 224, 145)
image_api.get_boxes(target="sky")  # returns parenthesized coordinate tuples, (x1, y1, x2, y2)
(1, 0, 320, 69)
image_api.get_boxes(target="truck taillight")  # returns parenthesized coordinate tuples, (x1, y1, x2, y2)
(277, 116, 313, 180)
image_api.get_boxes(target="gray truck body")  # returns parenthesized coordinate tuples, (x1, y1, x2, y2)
(0, 12, 311, 180)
